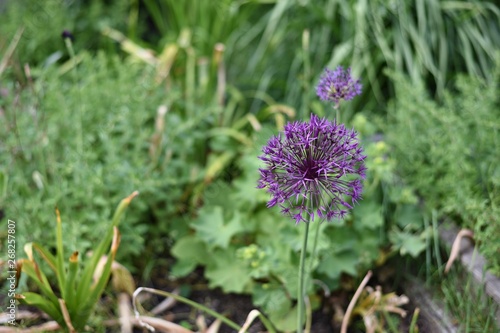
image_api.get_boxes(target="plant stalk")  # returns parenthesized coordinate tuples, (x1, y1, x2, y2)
(308, 220, 321, 278)
(297, 219, 310, 333)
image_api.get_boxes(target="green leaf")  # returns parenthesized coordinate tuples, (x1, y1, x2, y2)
(20, 259, 59, 305)
(18, 292, 62, 326)
(171, 235, 209, 277)
(277, 263, 301, 297)
(269, 304, 299, 332)
(323, 225, 359, 253)
(317, 250, 359, 279)
(353, 200, 384, 230)
(232, 150, 269, 209)
(205, 248, 252, 293)
(191, 206, 245, 250)
(252, 283, 291, 318)
(395, 204, 423, 230)
(171, 260, 197, 278)
(232, 175, 267, 209)
(389, 230, 427, 258)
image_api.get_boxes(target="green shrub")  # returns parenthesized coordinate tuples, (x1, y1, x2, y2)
(385, 56, 500, 274)
(0, 51, 184, 263)
(0, 34, 265, 270)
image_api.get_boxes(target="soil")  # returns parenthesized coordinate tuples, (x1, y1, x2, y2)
(138, 286, 435, 333)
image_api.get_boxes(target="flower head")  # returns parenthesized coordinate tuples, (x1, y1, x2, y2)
(258, 114, 366, 223)
(61, 30, 74, 41)
(316, 66, 362, 106)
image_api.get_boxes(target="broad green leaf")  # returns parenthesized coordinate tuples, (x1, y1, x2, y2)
(395, 204, 423, 230)
(232, 175, 267, 209)
(252, 283, 291, 318)
(269, 304, 300, 332)
(171, 235, 208, 262)
(232, 150, 270, 208)
(254, 210, 288, 240)
(323, 225, 358, 253)
(358, 229, 383, 264)
(202, 181, 235, 209)
(171, 235, 209, 277)
(191, 206, 245, 250)
(389, 230, 427, 258)
(277, 264, 301, 297)
(401, 236, 426, 257)
(317, 250, 360, 279)
(353, 200, 384, 230)
(171, 260, 197, 278)
(205, 248, 252, 293)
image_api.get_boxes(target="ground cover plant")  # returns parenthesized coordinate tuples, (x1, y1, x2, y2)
(1, 0, 500, 332)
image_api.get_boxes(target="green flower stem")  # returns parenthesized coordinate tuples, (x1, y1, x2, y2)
(308, 220, 321, 279)
(297, 220, 310, 333)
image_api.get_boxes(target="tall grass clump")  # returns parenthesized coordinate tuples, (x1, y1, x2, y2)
(136, 0, 500, 118)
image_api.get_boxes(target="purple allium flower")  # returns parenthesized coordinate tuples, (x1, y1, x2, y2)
(316, 66, 362, 106)
(258, 114, 366, 223)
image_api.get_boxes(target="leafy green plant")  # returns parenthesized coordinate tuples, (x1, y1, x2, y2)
(16, 191, 137, 331)
(168, 111, 427, 331)
(474, 206, 500, 275)
(1, 50, 166, 263)
(385, 56, 500, 274)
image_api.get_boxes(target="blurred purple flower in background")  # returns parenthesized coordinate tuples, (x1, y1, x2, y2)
(316, 66, 362, 106)
(258, 114, 366, 223)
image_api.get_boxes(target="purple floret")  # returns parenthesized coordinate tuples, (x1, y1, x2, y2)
(258, 114, 366, 223)
(316, 66, 362, 106)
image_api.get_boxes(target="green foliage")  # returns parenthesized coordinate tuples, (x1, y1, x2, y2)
(440, 265, 499, 333)
(385, 56, 500, 274)
(474, 206, 500, 275)
(136, 0, 268, 57)
(17, 192, 136, 331)
(4, 1, 498, 329)
(0, 0, 128, 66)
(170, 119, 426, 331)
(1, 53, 156, 262)
(136, 0, 500, 117)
